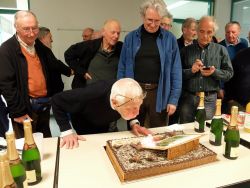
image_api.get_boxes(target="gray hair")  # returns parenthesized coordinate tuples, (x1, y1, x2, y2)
(38, 27, 50, 40)
(198, 16, 218, 32)
(162, 10, 173, 20)
(182, 17, 197, 31)
(110, 78, 143, 109)
(140, 0, 167, 18)
(225, 21, 241, 31)
(14, 10, 38, 28)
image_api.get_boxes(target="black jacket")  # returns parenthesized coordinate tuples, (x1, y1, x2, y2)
(64, 38, 123, 88)
(0, 35, 71, 118)
(51, 80, 120, 133)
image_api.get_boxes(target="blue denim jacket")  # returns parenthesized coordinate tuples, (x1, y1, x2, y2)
(117, 26, 182, 112)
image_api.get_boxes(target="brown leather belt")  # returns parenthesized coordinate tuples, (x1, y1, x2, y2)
(139, 83, 158, 90)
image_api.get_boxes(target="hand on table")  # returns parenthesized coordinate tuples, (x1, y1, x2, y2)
(131, 124, 153, 136)
(60, 133, 86, 149)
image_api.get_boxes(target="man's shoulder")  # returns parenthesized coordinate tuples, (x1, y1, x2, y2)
(0, 35, 17, 51)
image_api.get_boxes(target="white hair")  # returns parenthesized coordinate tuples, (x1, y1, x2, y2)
(14, 10, 38, 28)
(140, 0, 167, 18)
(198, 16, 218, 32)
(110, 78, 143, 109)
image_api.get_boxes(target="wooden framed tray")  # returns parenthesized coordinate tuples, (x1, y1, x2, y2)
(106, 134, 217, 182)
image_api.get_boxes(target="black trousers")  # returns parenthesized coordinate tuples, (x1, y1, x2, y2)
(137, 88, 167, 128)
(12, 108, 51, 139)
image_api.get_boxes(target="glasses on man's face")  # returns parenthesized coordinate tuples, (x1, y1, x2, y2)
(145, 18, 161, 25)
(19, 27, 39, 34)
(115, 92, 147, 108)
(161, 23, 172, 28)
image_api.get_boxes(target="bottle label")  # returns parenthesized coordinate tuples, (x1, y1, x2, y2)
(26, 170, 37, 183)
(244, 113, 250, 127)
(230, 147, 239, 157)
(23, 179, 28, 188)
(194, 121, 199, 129)
(209, 133, 215, 142)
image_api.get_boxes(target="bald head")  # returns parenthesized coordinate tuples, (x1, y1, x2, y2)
(102, 19, 121, 50)
(110, 78, 143, 107)
(82, 27, 94, 41)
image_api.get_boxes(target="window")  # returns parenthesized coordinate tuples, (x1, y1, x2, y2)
(232, 0, 250, 40)
(164, 0, 214, 38)
(0, 0, 29, 45)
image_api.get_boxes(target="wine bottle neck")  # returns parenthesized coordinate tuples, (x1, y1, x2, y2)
(24, 126, 35, 145)
(215, 105, 221, 116)
(198, 97, 205, 108)
(230, 106, 238, 127)
(7, 139, 19, 161)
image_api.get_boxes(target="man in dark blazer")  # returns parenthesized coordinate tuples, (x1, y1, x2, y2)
(52, 78, 152, 149)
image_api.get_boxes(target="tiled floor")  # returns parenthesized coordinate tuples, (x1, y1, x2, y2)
(49, 116, 128, 137)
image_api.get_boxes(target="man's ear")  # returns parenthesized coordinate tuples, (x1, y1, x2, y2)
(111, 98, 118, 108)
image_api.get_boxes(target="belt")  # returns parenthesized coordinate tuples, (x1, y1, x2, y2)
(186, 91, 217, 97)
(139, 83, 158, 90)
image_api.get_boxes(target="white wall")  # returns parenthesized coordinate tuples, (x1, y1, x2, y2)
(30, 0, 144, 90)
(30, 0, 232, 90)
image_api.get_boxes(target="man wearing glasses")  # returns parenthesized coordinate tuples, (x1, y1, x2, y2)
(0, 10, 72, 138)
(117, 0, 182, 128)
(51, 78, 152, 149)
(160, 11, 173, 31)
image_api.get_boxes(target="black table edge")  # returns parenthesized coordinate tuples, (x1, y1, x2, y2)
(53, 137, 60, 188)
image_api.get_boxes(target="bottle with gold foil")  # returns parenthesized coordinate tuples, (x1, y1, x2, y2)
(209, 99, 223, 146)
(244, 102, 250, 132)
(194, 92, 206, 133)
(22, 119, 42, 185)
(224, 106, 240, 160)
(6, 131, 28, 188)
(0, 150, 17, 188)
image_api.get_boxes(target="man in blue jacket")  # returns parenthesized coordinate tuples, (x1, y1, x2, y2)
(117, 0, 182, 128)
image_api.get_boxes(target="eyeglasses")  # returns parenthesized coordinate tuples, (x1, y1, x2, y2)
(161, 23, 172, 28)
(146, 18, 161, 25)
(115, 92, 147, 107)
(19, 27, 39, 34)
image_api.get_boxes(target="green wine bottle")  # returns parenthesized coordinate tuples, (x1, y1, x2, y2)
(209, 99, 223, 146)
(6, 131, 28, 188)
(22, 119, 42, 185)
(194, 92, 206, 133)
(0, 150, 17, 188)
(224, 106, 240, 160)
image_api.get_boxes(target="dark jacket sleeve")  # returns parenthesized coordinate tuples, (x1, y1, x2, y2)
(0, 41, 28, 118)
(51, 80, 113, 132)
(64, 38, 102, 76)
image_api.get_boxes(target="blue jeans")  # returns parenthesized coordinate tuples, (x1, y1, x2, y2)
(179, 91, 217, 123)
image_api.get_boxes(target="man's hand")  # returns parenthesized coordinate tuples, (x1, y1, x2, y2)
(191, 59, 203, 73)
(84, 72, 92, 80)
(131, 124, 153, 136)
(200, 66, 215, 77)
(14, 114, 32, 124)
(60, 133, 86, 149)
(166, 104, 176, 116)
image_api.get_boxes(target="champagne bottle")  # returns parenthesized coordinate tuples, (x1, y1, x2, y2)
(6, 131, 28, 188)
(194, 92, 206, 133)
(0, 150, 17, 188)
(22, 119, 42, 185)
(209, 99, 223, 146)
(244, 102, 250, 132)
(224, 106, 240, 160)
